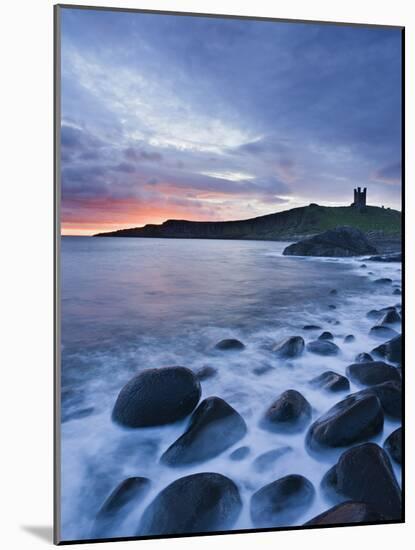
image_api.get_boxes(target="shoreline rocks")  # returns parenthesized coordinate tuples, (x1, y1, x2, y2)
(272, 336, 304, 358)
(309, 371, 350, 392)
(305, 501, 384, 525)
(112, 367, 201, 428)
(215, 338, 245, 351)
(346, 361, 400, 386)
(384, 427, 402, 465)
(260, 390, 312, 433)
(306, 340, 340, 356)
(161, 397, 247, 466)
(372, 334, 402, 366)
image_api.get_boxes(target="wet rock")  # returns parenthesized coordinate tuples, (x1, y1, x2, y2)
(161, 397, 247, 466)
(346, 361, 400, 386)
(138, 473, 242, 535)
(112, 367, 201, 428)
(373, 278, 392, 285)
(282, 227, 377, 257)
(306, 393, 383, 449)
(393, 288, 402, 295)
(344, 334, 355, 343)
(305, 501, 384, 525)
(355, 380, 402, 420)
(366, 309, 381, 320)
(384, 427, 402, 465)
(250, 475, 315, 528)
(94, 477, 151, 536)
(318, 331, 334, 341)
(303, 324, 322, 331)
(372, 335, 402, 366)
(370, 326, 399, 340)
(360, 264, 367, 268)
(253, 364, 274, 376)
(329, 289, 338, 295)
(380, 310, 401, 325)
(321, 443, 401, 520)
(328, 304, 337, 310)
(195, 366, 217, 381)
(355, 352, 373, 363)
(252, 447, 292, 473)
(260, 390, 312, 433)
(309, 371, 350, 392)
(215, 338, 245, 351)
(272, 336, 304, 358)
(229, 446, 250, 461)
(306, 340, 340, 356)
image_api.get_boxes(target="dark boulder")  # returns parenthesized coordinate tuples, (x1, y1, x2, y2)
(195, 366, 217, 381)
(366, 309, 381, 320)
(318, 331, 334, 341)
(93, 477, 151, 536)
(229, 446, 250, 461)
(344, 334, 355, 343)
(384, 427, 402, 465)
(346, 361, 400, 386)
(138, 473, 242, 535)
(250, 475, 315, 528)
(321, 443, 401, 520)
(370, 326, 399, 340)
(112, 367, 201, 428)
(372, 335, 402, 366)
(306, 340, 340, 356)
(309, 371, 350, 392)
(215, 338, 245, 351)
(328, 304, 337, 310)
(373, 278, 392, 285)
(305, 501, 384, 525)
(272, 336, 304, 358)
(306, 393, 383, 449)
(260, 390, 312, 433)
(393, 288, 402, 295)
(380, 310, 401, 325)
(329, 289, 338, 295)
(354, 380, 402, 420)
(303, 324, 322, 331)
(252, 447, 292, 473)
(282, 227, 377, 257)
(161, 397, 247, 466)
(355, 352, 373, 363)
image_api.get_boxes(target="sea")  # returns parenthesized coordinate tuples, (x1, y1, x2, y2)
(60, 237, 402, 540)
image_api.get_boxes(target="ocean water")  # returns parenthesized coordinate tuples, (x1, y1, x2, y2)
(60, 237, 402, 540)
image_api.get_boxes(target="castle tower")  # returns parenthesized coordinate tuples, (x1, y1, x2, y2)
(352, 187, 367, 208)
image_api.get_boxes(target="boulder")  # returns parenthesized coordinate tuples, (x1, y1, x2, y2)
(372, 335, 402, 366)
(321, 443, 401, 520)
(366, 309, 381, 320)
(354, 380, 402, 420)
(93, 477, 151, 536)
(250, 475, 315, 528)
(384, 427, 402, 465)
(306, 393, 383, 449)
(306, 340, 340, 356)
(309, 371, 350, 392)
(344, 334, 355, 343)
(393, 288, 402, 295)
(195, 366, 217, 381)
(260, 390, 312, 433)
(112, 367, 201, 428)
(380, 310, 401, 325)
(282, 227, 378, 257)
(318, 331, 334, 341)
(215, 338, 245, 351)
(252, 447, 292, 473)
(370, 326, 399, 340)
(229, 446, 250, 461)
(160, 397, 247, 466)
(138, 473, 242, 535)
(305, 501, 384, 525)
(272, 336, 304, 358)
(355, 352, 373, 363)
(346, 361, 400, 386)
(373, 278, 392, 285)
(303, 325, 322, 331)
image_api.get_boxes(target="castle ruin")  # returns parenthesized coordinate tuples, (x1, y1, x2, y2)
(352, 187, 367, 208)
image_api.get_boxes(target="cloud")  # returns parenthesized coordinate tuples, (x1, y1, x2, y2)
(372, 162, 401, 184)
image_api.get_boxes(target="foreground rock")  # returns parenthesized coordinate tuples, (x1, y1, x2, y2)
(306, 393, 383, 449)
(318, 331, 334, 341)
(305, 501, 384, 525)
(215, 338, 245, 351)
(321, 443, 401, 520)
(384, 427, 402, 465)
(372, 335, 402, 365)
(369, 326, 399, 340)
(346, 361, 400, 386)
(112, 367, 201, 428)
(272, 336, 304, 358)
(250, 475, 315, 528)
(306, 340, 340, 356)
(380, 310, 401, 325)
(309, 371, 350, 392)
(355, 352, 373, 363)
(195, 366, 217, 381)
(354, 380, 402, 420)
(283, 227, 377, 257)
(260, 390, 312, 433)
(138, 473, 242, 535)
(93, 477, 151, 536)
(161, 397, 247, 466)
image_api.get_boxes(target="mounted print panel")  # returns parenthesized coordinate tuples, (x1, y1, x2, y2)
(54, 4, 404, 545)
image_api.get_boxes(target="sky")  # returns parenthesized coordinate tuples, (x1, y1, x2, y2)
(60, 8, 402, 236)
